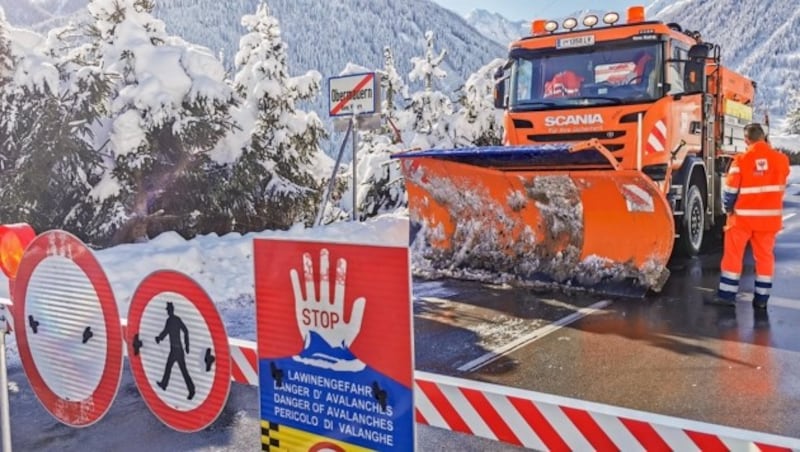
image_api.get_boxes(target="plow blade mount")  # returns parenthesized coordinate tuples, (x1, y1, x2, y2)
(394, 144, 675, 298)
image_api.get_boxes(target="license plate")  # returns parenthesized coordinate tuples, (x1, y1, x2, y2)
(557, 35, 595, 49)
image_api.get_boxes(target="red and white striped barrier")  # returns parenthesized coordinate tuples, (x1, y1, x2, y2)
(7, 296, 800, 450)
(229, 338, 258, 386)
(414, 371, 800, 452)
(220, 341, 800, 451)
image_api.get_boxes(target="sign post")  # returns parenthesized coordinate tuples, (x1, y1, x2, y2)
(255, 239, 414, 451)
(327, 72, 382, 223)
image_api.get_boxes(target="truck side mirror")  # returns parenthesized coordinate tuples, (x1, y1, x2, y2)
(684, 43, 710, 93)
(494, 66, 507, 109)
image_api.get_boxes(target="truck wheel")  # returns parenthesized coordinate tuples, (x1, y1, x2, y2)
(677, 184, 705, 256)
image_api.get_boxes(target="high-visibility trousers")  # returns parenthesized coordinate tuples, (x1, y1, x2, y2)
(718, 225, 777, 303)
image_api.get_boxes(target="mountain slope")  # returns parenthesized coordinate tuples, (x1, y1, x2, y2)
(1, 0, 52, 25)
(158, 0, 503, 90)
(650, 0, 800, 125)
(465, 9, 527, 47)
(1, 0, 505, 95)
(465, 8, 607, 48)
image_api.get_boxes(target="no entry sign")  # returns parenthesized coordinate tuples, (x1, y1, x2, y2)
(126, 270, 231, 433)
(12, 230, 124, 427)
(255, 239, 414, 451)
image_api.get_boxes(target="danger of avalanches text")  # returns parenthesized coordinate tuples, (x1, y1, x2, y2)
(272, 369, 395, 447)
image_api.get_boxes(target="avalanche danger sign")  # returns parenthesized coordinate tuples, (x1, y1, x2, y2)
(328, 72, 378, 117)
(255, 239, 414, 451)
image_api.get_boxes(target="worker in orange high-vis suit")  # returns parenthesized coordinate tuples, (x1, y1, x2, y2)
(706, 123, 790, 309)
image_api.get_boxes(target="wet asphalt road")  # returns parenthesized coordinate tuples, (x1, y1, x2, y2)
(412, 182, 800, 444)
(8, 187, 800, 451)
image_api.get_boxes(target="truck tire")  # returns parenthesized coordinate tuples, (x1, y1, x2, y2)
(677, 183, 705, 256)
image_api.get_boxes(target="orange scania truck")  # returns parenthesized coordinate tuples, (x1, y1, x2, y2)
(394, 6, 759, 296)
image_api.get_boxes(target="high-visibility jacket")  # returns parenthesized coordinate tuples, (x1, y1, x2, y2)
(543, 71, 583, 98)
(722, 140, 790, 232)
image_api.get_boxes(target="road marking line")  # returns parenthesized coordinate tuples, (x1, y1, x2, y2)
(456, 300, 612, 373)
(779, 213, 796, 235)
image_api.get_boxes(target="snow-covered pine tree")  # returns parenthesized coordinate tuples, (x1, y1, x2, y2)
(407, 30, 454, 150)
(0, 7, 16, 209)
(380, 46, 410, 144)
(352, 48, 410, 220)
(785, 89, 800, 135)
(0, 8, 10, 80)
(0, 13, 110, 240)
(452, 58, 505, 147)
(81, 0, 237, 244)
(226, 1, 326, 231)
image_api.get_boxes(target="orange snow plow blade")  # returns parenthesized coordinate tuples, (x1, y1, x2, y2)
(393, 142, 674, 297)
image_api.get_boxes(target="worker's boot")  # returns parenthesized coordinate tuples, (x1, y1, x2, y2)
(704, 293, 735, 307)
(752, 296, 768, 310)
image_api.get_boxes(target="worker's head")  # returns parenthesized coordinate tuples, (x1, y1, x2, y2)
(744, 123, 767, 144)
(166, 302, 174, 315)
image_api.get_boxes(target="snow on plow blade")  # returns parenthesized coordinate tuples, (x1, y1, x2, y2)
(393, 142, 675, 297)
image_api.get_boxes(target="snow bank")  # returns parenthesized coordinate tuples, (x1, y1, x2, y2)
(0, 214, 409, 313)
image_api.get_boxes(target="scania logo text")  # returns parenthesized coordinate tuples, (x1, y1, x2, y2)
(544, 114, 604, 127)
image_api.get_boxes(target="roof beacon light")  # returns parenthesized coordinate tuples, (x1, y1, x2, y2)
(603, 11, 620, 25)
(531, 19, 547, 35)
(563, 17, 578, 30)
(627, 5, 645, 23)
(583, 15, 599, 28)
(544, 20, 559, 32)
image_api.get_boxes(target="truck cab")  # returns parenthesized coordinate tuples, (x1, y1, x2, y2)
(493, 6, 757, 256)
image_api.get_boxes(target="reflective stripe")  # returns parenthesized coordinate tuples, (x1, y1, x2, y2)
(723, 186, 739, 194)
(755, 275, 773, 283)
(719, 282, 739, 293)
(721, 271, 740, 280)
(728, 167, 740, 174)
(755, 287, 771, 295)
(738, 185, 784, 194)
(648, 134, 665, 152)
(734, 209, 783, 216)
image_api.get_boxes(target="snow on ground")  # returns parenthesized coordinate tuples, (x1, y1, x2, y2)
(772, 133, 800, 153)
(0, 213, 409, 365)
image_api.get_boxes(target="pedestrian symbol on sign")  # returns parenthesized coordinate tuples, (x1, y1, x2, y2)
(155, 302, 195, 400)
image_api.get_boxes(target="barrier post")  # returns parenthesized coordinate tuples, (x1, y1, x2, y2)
(0, 297, 12, 452)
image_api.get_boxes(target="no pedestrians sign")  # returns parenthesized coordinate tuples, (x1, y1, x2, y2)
(126, 270, 232, 433)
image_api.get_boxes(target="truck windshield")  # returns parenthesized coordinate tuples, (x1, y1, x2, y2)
(509, 42, 663, 110)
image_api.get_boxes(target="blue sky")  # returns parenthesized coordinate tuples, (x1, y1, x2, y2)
(432, 0, 647, 21)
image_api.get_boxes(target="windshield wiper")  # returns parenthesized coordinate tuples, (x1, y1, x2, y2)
(571, 96, 623, 105)
(512, 101, 559, 111)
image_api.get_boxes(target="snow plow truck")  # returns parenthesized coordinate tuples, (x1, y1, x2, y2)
(393, 6, 759, 297)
